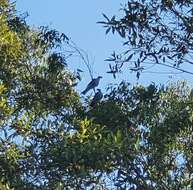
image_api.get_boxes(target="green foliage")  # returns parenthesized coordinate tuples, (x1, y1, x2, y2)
(85, 81, 193, 189)
(0, 180, 14, 190)
(99, 0, 193, 78)
(11, 80, 190, 190)
(0, 0, 81, 189)
(0, 1, 193, 190)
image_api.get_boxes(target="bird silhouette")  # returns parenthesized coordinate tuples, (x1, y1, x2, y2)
(82, 76, 102, 95)
(90, 89, 103, 107)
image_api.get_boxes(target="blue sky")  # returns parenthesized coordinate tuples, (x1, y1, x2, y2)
(16, 0, 192, 93)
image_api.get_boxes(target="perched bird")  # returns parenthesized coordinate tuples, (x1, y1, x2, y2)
(90, 89, 103, 107)
(82, 76, 102, 95)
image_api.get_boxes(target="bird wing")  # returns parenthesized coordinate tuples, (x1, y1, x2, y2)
(82, 78, 99, 94)
(86, 78, 96, 89)
(82, 77, 101, 95)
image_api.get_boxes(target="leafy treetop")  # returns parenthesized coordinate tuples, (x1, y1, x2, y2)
(0, 1, 193, 190)
(99, 0, 193, 78)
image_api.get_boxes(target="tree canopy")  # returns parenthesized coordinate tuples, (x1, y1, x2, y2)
(0, 1, 193, 190)
(99, 0, 193, 78)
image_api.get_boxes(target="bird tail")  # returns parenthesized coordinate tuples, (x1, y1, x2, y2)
(81, 90, 87, 95)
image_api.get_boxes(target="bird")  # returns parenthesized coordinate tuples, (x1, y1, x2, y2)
(82, 76, 102, 95)
(90, 89, 103, 107)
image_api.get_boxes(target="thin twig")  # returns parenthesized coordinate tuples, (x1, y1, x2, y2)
(68, 40, 94, 79)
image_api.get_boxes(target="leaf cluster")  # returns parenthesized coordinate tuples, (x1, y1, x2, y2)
(99, 0, 193, 77)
